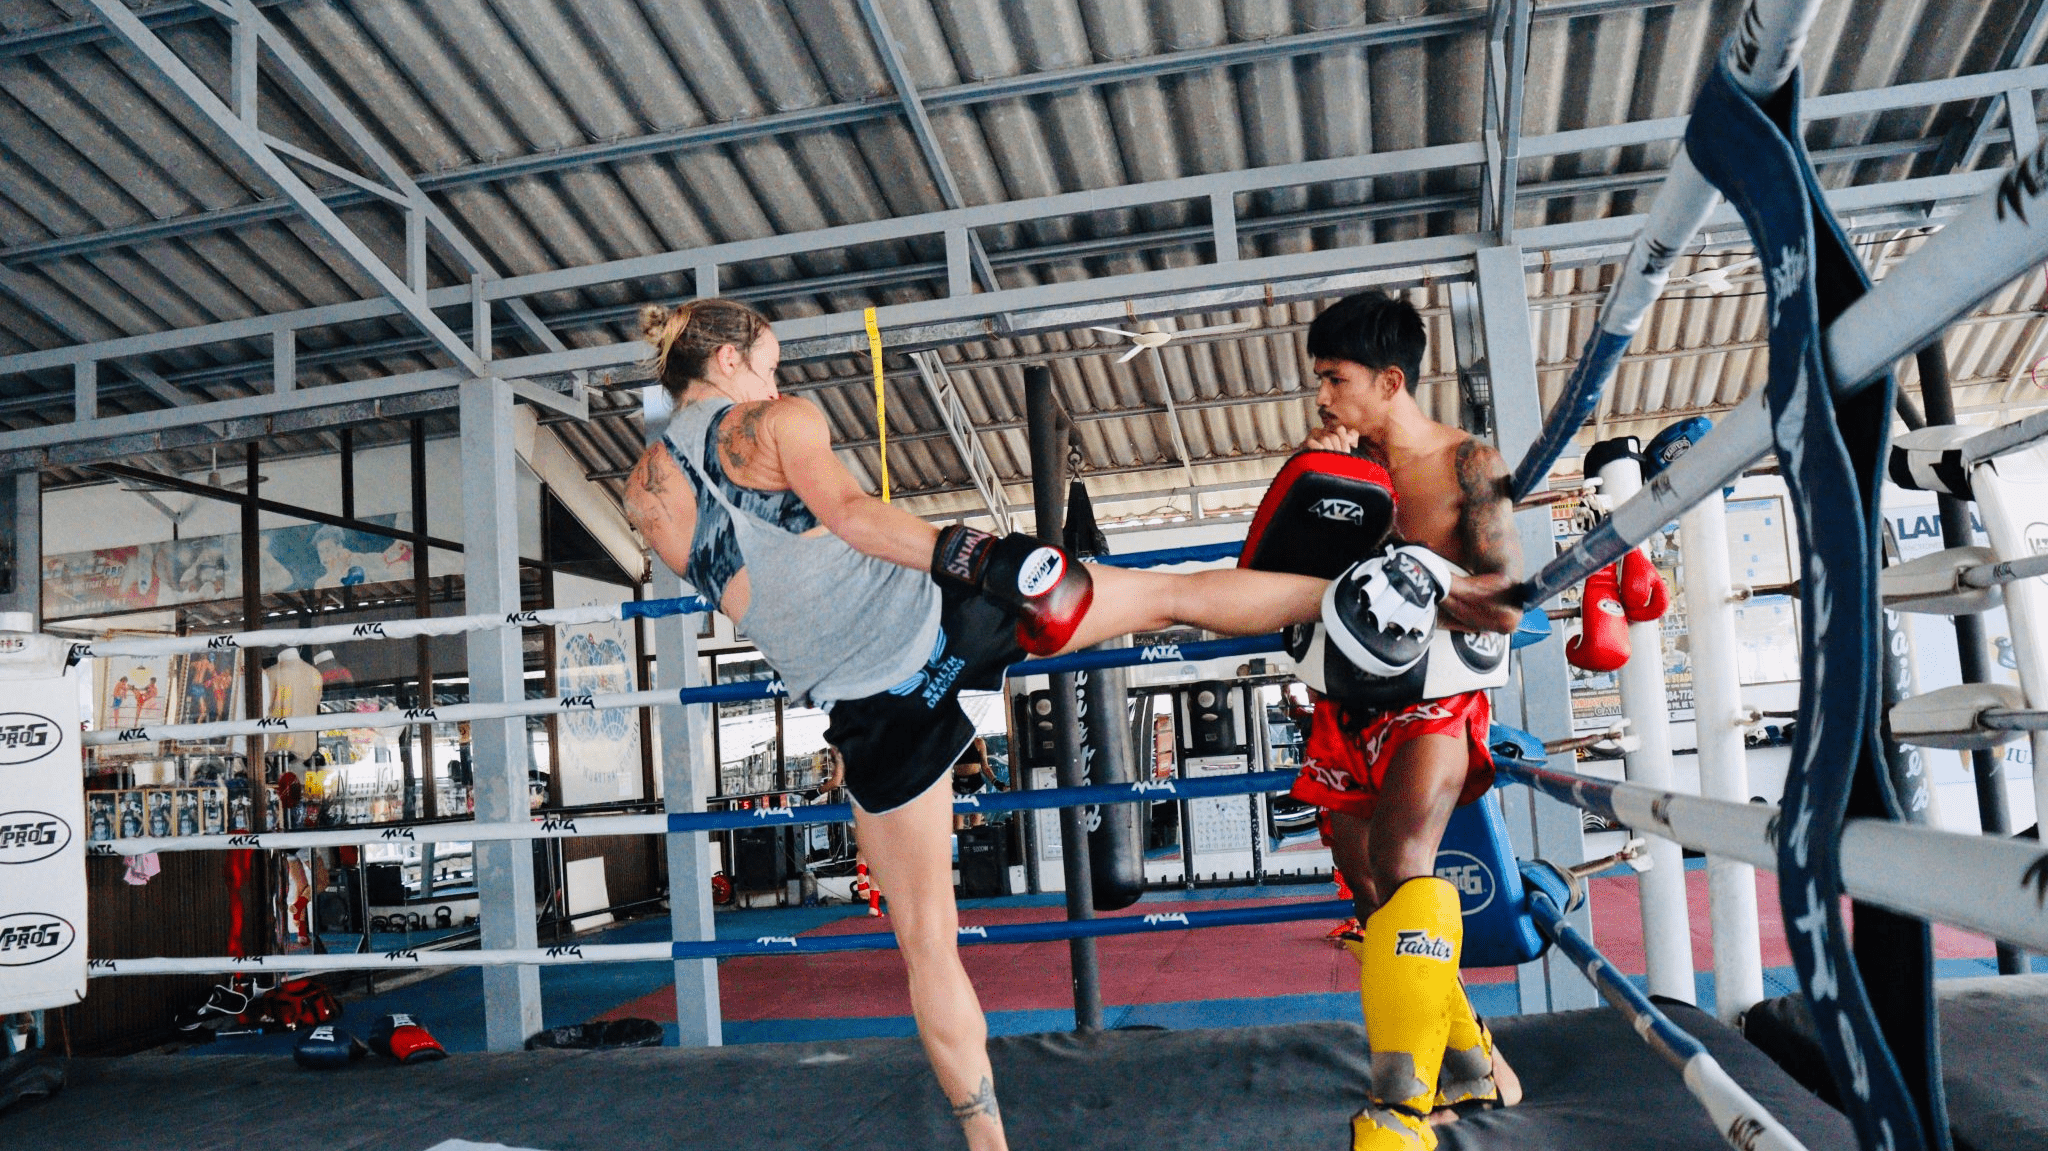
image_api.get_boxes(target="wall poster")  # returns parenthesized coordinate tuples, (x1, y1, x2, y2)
(552, 572, 644, 806)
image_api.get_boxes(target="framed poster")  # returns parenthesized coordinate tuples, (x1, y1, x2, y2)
(553, 573, 644, 806)
(95, 651, 177, 754)
(172, 651, 241, 726)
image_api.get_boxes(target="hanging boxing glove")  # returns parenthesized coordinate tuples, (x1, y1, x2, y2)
(1565, 564, 1631, 672)
(1616, 548, 1671, 622)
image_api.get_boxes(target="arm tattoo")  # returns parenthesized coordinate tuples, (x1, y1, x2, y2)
(1452, 438, 1520, 578)
(950, 1076, 1000, 1124)
(717, 402, 772, 470)
(623, 444, 669, 530)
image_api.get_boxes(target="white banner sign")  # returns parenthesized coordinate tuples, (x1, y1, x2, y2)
(0, 631, 87, 1013)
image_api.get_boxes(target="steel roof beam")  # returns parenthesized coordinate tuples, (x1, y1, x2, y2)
(78, 0, 485, 376)
(0, 0, 1693, 267)
(0, 0, 289, 59)
(1931, 0, 2048, 176)
(2, 128, 1965, 415)
(0, 154, 2017, 470)
(11, 57, 2032, 384)
(854, 0, 999, 297)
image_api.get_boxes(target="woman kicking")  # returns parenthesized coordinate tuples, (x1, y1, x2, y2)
(623, 298, 1330, 1150)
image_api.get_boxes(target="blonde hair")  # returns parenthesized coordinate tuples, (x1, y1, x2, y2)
(639, 298, 772, 396)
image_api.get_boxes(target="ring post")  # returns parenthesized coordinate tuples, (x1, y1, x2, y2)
(1595, 447, 1695, 1004)
(1472, 244, 1596, 1012)
(460, 377, 543, 1050)
(1677, 484, 1764, 1022)
(651, 561, 723, 1045)
(0, 621, 85, 1015)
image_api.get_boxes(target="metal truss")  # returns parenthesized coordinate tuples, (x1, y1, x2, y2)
(909, 352, 1013, 532)
(1480, 0, 1533, 239)
(73, 0, 587, 414)
(853, 0, 1000, 297)
(0, 0, 1686, 268)
(5, 61, 2048, 475)
(1932, 1, 2048, 176)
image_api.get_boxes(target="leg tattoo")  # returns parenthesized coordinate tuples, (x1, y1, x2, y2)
(950, 1076, 1000, 1124)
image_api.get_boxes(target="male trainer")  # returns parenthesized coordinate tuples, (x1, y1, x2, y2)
(1265, 291, 1525, 1150)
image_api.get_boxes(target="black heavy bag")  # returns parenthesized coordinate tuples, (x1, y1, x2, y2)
(1065, 480, 1145, 912)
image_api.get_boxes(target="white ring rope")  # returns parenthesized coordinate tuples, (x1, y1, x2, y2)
(1526, 131, 2048, 606)
(68, 595, 711, 660)
(1499, 760, 2048, 954)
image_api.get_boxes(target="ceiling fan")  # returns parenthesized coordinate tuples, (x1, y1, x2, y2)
(1086, 318, 1261, 511)
(1087, 318, 1260, 363)
(116, 449, 270, 538)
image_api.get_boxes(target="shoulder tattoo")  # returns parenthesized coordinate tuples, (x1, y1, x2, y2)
(1453, 437, 1519, 577)
(718, 402, 773, 470)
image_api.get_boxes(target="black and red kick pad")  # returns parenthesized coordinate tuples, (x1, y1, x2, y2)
(1238, 450, 1397, 578)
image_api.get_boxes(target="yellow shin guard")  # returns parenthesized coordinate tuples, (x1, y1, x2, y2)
(1349, 877, 1465, 1151)
(1434, 989, 1498, 1111)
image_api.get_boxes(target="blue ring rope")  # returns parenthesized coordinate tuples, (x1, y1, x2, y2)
(665, 897, 1355, 960)
(671, 770, 1300, 835)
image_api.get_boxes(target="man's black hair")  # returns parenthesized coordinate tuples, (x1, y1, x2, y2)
(1305, 291, 1427, 394)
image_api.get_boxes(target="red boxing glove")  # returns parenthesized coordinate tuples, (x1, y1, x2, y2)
(370, 1013, 447, 1063)
(1616, 548, 1670, 623)
(1566, 564, 1632, 672)
(932, 526, 1094, 655)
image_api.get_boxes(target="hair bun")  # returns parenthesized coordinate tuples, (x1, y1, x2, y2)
(639, 303, 672, 345)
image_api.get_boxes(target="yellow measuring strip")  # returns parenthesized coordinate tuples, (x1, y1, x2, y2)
(864, 306, 889, 502)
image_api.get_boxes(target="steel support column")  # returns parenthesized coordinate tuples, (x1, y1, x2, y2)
(651, 559, 722, 1045)
(459, 378, 543, 1050)
(1470, 245, 1597, 1012)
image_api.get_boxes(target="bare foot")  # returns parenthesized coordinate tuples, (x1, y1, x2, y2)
(1426, 1045, 1523, 1126)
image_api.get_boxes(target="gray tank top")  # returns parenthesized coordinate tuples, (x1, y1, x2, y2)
(663, 399, 939, 706)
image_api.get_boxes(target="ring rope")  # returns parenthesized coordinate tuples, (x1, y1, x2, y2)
(1494, 758, 2048, 960)
(1506, 0, 1821, 501)
(81, 634, 1291, 746)
(85, 897, 1357, 978)
(59, 546, 1250, 665)
(93, 770, 1303, 855)
(69, 595, 714, 661)
(1526, 888, 1812, 1151)
(1521, 141, 2048, 611)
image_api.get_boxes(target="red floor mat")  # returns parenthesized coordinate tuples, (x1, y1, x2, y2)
(606, 897, 1518, 1023)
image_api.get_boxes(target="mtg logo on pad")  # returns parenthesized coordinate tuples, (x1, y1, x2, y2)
(0, 811, 71, 864)
(0, 912, 77, 965)
(0, 713, 60, 766)
(1435, 849, 1497, 914)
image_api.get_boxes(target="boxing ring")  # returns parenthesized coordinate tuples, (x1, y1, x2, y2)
(8, 1, 2048, 1147)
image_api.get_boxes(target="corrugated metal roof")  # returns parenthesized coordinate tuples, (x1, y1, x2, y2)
(1, 0, 2044, 521)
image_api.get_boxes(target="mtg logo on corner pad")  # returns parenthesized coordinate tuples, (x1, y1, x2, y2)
(0, 712, 61, 766)
(0, 810, 72, 864)
(0, 912, 77, 965)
